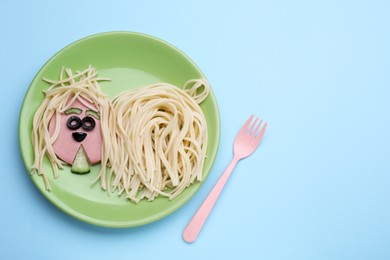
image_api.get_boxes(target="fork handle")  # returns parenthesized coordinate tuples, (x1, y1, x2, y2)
(183, 156, 240, 243)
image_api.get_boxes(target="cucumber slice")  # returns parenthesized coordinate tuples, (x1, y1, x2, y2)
(71, 146, 90, 174)
(64, 107, 82, 115)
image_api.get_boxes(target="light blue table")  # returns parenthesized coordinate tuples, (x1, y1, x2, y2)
(1, 1, 389, 259)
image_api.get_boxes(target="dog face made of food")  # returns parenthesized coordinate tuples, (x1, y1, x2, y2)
(48, 98, 102, 172)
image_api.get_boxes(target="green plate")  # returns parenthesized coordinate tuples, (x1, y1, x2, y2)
(19, 32, 220, 228)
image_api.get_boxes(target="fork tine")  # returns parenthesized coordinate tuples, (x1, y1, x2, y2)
(247, 117, 259, 135)
(238, 115, 254, 135)
(252, 120, 263, 137)
(255, 122, 268, 142)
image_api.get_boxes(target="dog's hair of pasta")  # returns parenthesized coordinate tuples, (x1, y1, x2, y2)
(31, 66, 209, 203)
(31, 66, 115, 190)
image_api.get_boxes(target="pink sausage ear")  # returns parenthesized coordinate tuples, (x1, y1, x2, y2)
(49, 98, 103, 165)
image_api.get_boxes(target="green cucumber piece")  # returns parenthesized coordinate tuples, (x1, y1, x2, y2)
(86, 109, 100, 120)
(65, 107, 82, 115)
(71, 146, 90, 174)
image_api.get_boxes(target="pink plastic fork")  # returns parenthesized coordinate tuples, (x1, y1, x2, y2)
(183, 115, 267, 243)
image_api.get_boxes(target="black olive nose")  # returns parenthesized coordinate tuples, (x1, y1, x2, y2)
(72, 132, 87, 142)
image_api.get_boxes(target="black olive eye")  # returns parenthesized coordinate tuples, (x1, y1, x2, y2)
(67, 116, 81, 130)
(81, 116, 96, 131)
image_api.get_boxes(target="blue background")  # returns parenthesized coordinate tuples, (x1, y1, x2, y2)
(1, 0, 389, 259)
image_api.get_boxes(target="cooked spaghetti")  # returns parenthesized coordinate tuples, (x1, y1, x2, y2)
(99, 79, 209, 202)
(31, 66, 210, 202)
